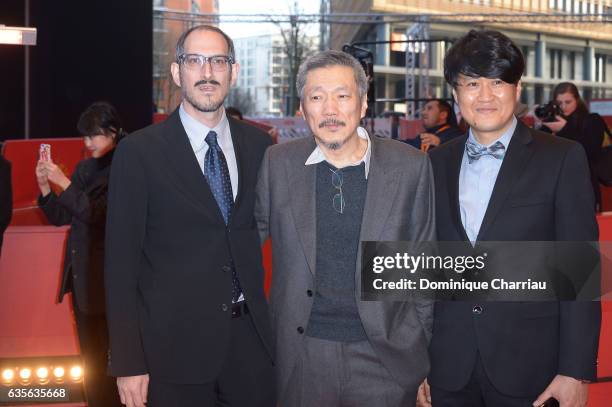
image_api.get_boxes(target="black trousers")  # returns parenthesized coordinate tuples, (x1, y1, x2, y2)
(430, 354, 538, 407)
(72, 301, 123, 407)
(148, 310, 275, 407)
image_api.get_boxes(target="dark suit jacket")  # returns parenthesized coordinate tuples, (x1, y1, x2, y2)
(428, 121, 601, 397)
(0, 155, 12, 253)
(38, 152, 113, 315)
(105, 109, 273, 382)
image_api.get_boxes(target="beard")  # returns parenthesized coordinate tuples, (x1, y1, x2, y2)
(313, 118, 350, 150)
(184, 90, 224, 113)
(180, 70, 229, 113)
(313, 131, 352, 151)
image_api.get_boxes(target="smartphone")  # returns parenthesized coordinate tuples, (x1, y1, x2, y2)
(39, 144, 51, 162)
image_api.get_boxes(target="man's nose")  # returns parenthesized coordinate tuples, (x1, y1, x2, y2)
(201, 60, 213, 78)
(477, 83, 494, 100)
(322, 97, 338, 115)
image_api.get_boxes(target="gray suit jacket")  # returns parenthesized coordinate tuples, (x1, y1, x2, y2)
(255, 134, 435, 399)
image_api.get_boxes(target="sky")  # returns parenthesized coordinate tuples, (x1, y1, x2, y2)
(219, 0, 321, 39)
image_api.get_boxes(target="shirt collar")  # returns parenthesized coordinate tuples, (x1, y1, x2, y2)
(467, 116, 517, 150)
(179, 103, 230, 152)
(304, 126, 372, 179)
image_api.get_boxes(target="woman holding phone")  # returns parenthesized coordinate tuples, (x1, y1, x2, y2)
(35, 101, 125, 406)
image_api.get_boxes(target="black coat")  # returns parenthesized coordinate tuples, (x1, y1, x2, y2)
(557, 111, 606, 207)
(38, 151, 113, 315)
(0, 155, 12, 252)
(428, 121, 601, 397)
(104, 110, 273, 383)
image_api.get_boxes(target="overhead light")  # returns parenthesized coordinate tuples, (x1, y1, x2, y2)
(0, 25, 37, 46)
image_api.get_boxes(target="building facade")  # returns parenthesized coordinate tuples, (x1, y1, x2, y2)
(331, 0, 612, 116)
(153, 0, 218, 114)
(231, 33, 317, 117)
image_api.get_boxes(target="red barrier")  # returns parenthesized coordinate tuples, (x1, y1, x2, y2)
(0, 226, 77, 358)
(2, 138, 86, 227)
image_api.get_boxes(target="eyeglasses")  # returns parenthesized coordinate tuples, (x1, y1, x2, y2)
(177, 53, 234, 72)
(330, 168, 345, 214)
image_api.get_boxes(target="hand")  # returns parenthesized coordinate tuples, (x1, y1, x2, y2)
(41, 161, 71, 191)
(417, 378, 432, 407)
(268, 127, 279, 144)
(541, 116, 567, 133)
(35, 160, 51, 196)
(420, 133, 441, 148)
(117, 374, 149, 407)
(532, 374, 588, 407)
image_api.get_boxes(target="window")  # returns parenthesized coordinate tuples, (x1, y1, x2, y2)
(595, 54, 607, 83)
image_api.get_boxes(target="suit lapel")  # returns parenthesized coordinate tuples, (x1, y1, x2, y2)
(287, 138, 318, 276)
(161, 109, 224, 223)
(359, 136, 400, 243)
(447, 135, 471, 242)
(476, 122, 534, 241)
(228, 118, 246, 216)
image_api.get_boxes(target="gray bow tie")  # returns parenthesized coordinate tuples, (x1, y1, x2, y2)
(466, 140, 505, 164)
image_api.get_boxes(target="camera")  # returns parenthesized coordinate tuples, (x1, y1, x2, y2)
(534, 101, 562, 122)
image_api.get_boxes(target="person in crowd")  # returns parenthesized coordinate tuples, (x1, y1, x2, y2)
(0, 153, 12, 255)
(104, 25, 274, 407)
(427, 29, 600, 407)
(543, 81, 606, 210)
(226, 105, 279, 143)
(255, 50, 435, 407)
(225, 106, 243, 120)
(418, 99, 463, 151)
(35, 101, 125, 406)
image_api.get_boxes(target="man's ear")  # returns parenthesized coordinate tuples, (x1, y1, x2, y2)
(515, 80, 522, 103)
(230, 62, 240, 87)
(171, 62, 181, 88)
(360, 95, 368, 119)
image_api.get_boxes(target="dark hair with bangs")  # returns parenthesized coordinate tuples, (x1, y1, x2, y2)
(77, 101, 123, 139)
(444, 29, 525, 88)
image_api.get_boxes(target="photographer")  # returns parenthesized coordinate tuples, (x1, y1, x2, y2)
(542, 82, 606, 210)
(35, 102, 125, 406)
(406, 99, 463, 152)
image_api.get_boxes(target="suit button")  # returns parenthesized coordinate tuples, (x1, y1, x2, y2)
(306, 290, 313, 297)
(472, 306, 483, 315)
(297, 326, 304, 334)
(222, 265, 232, 273)
(71, 249, 76, 254)
(221, 304, 228, 312)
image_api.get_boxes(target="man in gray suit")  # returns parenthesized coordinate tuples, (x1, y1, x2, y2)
(255, 50, 435, 406)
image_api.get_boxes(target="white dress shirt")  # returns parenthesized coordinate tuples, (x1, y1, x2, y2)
(459, 116, 517, 243)
(179, 104, 238, 200)
(304, 126, 372, 178)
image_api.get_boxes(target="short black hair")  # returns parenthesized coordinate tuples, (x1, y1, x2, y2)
(434, 99, 455, 125)
(444, 29, 524, 88)
(77, 101, 123, 138)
